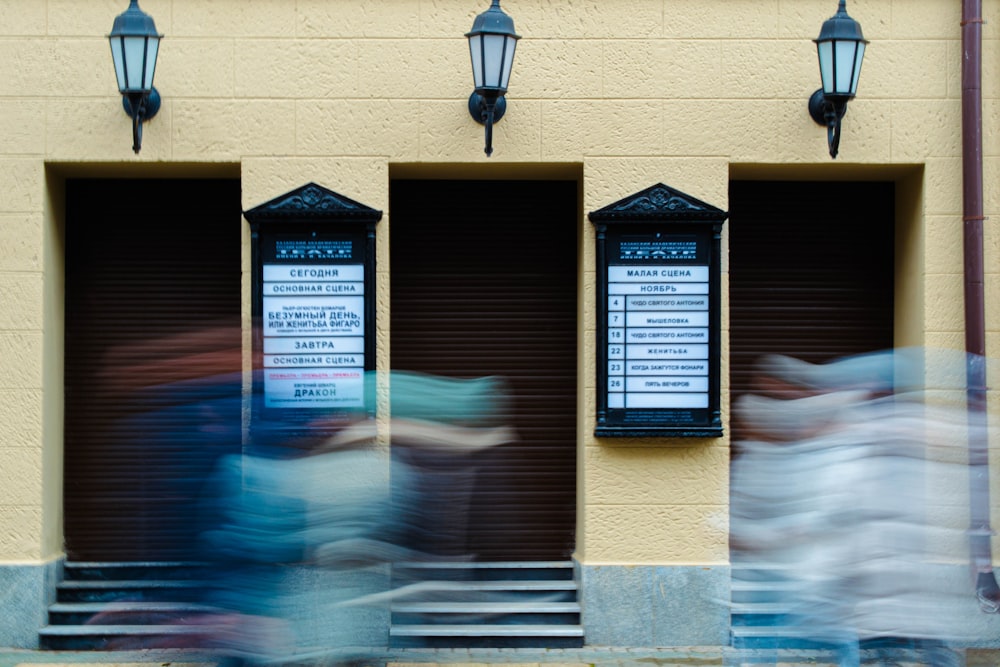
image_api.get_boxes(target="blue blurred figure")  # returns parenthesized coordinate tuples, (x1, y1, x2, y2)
(194, 371, 515, 664)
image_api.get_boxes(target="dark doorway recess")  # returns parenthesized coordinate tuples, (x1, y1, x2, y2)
(389, 179, 578, 561)
(64, 178, 242, 562)
(728, 180, 895, 444)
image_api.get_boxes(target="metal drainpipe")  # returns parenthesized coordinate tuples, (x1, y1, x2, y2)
(961, 0, 1000, 612)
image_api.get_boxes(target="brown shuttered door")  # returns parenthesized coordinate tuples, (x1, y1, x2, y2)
(389, 179, 578, 561)
(728, 180, 895, 443)
(64, 179, 242, 562)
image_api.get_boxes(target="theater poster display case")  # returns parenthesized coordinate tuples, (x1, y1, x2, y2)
(590, 183, 727, 439)
(244, 183, 381, 443)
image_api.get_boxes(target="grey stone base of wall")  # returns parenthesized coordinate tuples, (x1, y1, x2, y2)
(579, 563, 730, 647)
(0, 558, 62, 649)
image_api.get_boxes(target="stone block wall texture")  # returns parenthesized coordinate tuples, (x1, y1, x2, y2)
(0, 0, 995, 580)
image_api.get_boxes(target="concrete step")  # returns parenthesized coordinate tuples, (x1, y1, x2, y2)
(392, 600, 581, 625)
(387, 580, 580, 606)
(392, 623, 585, 637)
(393, 601, 581, 614)
(62, 561, 209, 581)
(417, 580, 577, 591)
(38, 623, 211, 651)
(394, 560, 575, 581)
(47, 601, 218, 625)
(731, 626, 810, 639)
(390, 623, 585, 649)
(730, 602, 794, 614)
(55, 579, 204, 603)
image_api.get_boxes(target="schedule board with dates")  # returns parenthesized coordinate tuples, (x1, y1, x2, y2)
(590, 184, 727, 438)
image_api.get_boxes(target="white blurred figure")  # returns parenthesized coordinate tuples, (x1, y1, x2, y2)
(730, 348, 994, 667)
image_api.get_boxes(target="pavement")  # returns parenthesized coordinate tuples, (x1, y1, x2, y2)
(0, 646, 720, 667)
(3, 646, 1000, 667)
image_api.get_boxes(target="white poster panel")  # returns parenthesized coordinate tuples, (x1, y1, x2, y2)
(627, 360, 709, 376)
(609, 282, 709, 295)
(264, 281, 363, 296)
(626, 393, 709, 409)
(625, 311, 709, 328)
(263, 295, 364, 336)
(625, 376, 710, 393)
(608, 266, 710, 282)
(626, 295, 709, 311)
(264, 353, 363, 368)
(264, 337, 365, 354)
(626, 344, 708, 360)
(626, 328, 709, 343)
(264, 368, 365, 409)
(263, 264, 365, 282)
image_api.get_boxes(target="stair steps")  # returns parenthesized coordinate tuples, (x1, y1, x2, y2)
(388, 561, 584, 648)
(729, 561, 953, 659)
(40, 560, 585, 650)
(730, 561, 807, 650)
(39, 562, 212, 650)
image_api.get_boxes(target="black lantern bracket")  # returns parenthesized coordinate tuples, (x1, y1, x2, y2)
(469, 94, 507, 124)
(468, 93, 507, 158)
(808, 89, 848, 159)
(122, 88, 161, 154)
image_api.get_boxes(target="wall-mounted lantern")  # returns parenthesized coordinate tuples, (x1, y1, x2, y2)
(808, 0, 867, 159)
(108, 0, 162, 153)
(466, 0, 520, 157)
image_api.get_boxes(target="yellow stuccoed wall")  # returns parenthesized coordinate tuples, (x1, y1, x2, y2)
(0, 0, 997, 577)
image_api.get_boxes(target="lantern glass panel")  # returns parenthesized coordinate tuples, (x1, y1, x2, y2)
(468, 34, 484, 88)
(142, 37, 159, 89)
(125, 35, 148, 90)
(817, 41, 834, 94)
(115, 36, 144, 90)
(833, 40, 862, 94)
(847, 41, 865, 94)
(499, 36, 516, 89)
(110, 38, 127, 91)
(482, 33, 507, 88)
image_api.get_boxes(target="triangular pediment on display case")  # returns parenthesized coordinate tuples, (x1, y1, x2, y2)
(589, 183, 726, 223)
(244, 182, 382, 224)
